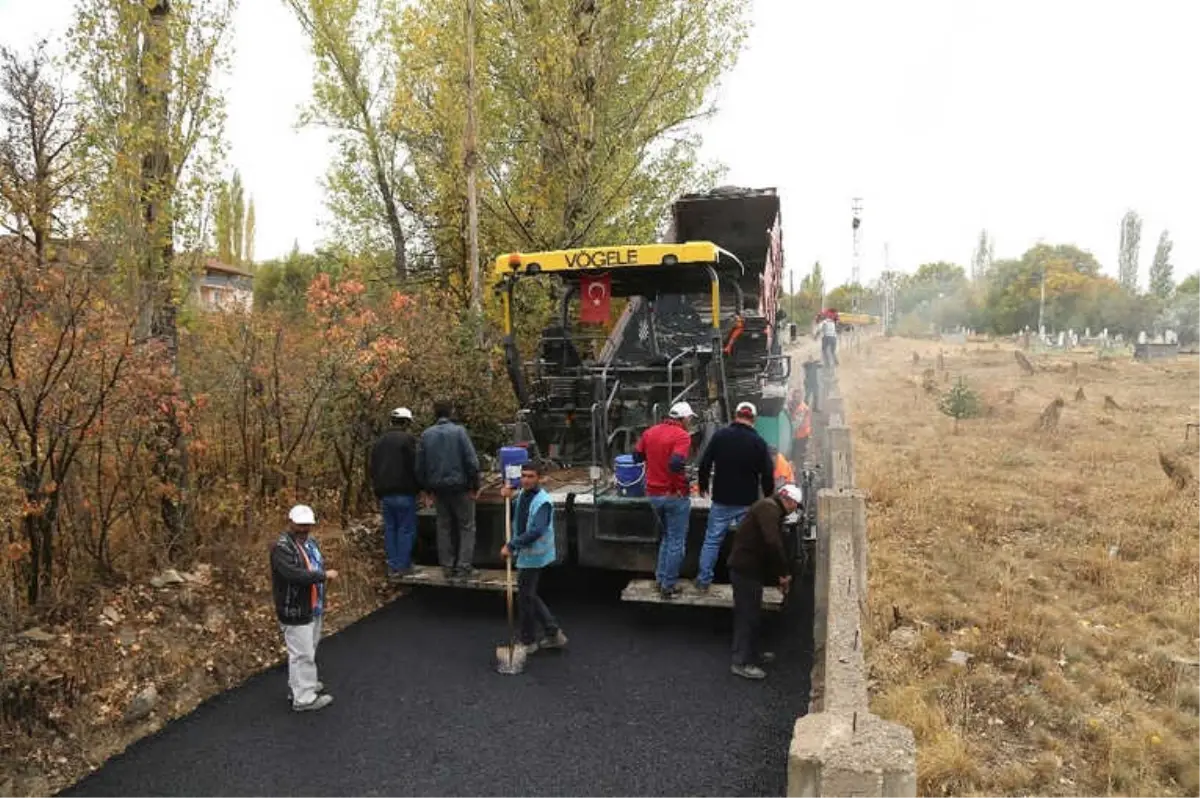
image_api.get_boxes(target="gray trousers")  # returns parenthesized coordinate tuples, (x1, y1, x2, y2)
(434, 490, 476, 569)
(282, 616, 322, 706)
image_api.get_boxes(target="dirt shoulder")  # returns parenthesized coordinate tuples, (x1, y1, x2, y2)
(0, 519, 392, 798)
(839, 337, 1198, 796)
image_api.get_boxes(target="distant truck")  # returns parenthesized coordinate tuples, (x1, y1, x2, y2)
(815, 307, 879, 334)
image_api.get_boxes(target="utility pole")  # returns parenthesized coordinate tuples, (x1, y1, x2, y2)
(1037, 268, 1046, 343)
(881, 243, 895, 334)
(789, 267, 795, 325)
(465, 0, 481, 316)
(851, 198, 863, 310)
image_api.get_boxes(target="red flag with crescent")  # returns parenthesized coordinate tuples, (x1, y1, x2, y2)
(580, 273, 611, 324)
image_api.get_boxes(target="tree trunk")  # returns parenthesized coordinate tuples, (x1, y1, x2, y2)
(464, 0, 481, 314)
(19, 477, 57, 607)
(142, 0, 191, 563)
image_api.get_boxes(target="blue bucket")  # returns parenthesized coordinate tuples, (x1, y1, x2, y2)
(613, 454, 646, 497)
(499, 445, 530, 488)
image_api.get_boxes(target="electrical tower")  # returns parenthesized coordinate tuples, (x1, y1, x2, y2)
(851, 198, 863, 310)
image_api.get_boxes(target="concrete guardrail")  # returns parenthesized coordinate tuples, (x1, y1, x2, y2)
(787, 357, 917, 797)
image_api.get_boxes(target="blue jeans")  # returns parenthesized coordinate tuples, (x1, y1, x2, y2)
(650, 496, 690, 589)
(380, 494, 417, 571)
(697, 502, 749, 587)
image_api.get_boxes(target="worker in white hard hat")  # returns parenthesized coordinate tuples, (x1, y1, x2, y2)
(631, 401, 696, 598)
(369, 407, 421, 579)
(695, 400, 774, 592)
(271, 504, 338, 710)
(726, 483, 800, 680)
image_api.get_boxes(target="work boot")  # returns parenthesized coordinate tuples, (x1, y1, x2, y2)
(293, 693, 334, 712)
(456, 566, 480, 581)
(731, 664, 767, 680)
(540, 630, 568, 649)
(658, 583, 683, 600)
(693, 582, 711, 594)
(441, 566, 456, 581)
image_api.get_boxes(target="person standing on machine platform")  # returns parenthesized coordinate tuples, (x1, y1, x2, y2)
(633, 401, 695, 599)
(370, 407, 421, 580)
(417, 400, 481, 581)
(695, 401, 774, 592)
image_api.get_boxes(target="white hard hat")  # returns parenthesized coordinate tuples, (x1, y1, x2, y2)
(735, 401, 757, 418)
(288, 504, 316, 525)
(668, 401, 695, 419)
(778, 484, 803, 504)
(390, 407, 413, 421)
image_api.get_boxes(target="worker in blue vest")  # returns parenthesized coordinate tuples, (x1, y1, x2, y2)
(500, 462, 568, 656)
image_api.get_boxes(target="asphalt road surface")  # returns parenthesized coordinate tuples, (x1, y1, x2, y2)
(63, 570, 813, 797)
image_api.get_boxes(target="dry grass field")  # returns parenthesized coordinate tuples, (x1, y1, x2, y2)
(837, 336, 1199, 797)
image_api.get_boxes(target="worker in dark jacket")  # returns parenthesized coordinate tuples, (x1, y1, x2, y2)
(727, 484, 799, 680)
(632, 401, 696, 598)
(695, 401, 774, 592)
(416, 400, 481, 580)
(271, 505, 338, 710)
(370, 407, 421, 579)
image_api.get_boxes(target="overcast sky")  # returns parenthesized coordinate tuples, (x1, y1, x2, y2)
(2, 0, 1196, 289)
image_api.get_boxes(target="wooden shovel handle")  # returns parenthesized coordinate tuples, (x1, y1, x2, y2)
(504, 494, 515, 639)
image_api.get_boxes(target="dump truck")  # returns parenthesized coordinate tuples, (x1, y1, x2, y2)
(403, 187, 810, 608)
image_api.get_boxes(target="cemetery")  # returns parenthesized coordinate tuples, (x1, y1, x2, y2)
(833, 334, 1198, 797)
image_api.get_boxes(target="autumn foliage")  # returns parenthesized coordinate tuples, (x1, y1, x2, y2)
(1, 249, 513, 622)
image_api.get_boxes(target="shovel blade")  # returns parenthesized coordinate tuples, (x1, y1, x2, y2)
(494, 644, 526, 674)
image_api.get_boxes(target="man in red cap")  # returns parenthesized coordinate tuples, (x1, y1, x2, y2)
(695, 401, 774, 592)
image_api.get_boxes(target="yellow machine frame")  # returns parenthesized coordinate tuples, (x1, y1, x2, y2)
(493, 241, 731, 336)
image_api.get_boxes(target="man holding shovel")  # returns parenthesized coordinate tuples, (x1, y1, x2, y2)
(499, 462, 567, 666)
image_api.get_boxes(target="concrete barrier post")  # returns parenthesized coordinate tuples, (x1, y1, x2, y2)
(826, 426, 855, 493)
(790, 490, 914, 797)
(824, 395, 845, 427)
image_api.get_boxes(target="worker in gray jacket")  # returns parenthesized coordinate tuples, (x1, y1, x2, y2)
(416, 400, 481, 580)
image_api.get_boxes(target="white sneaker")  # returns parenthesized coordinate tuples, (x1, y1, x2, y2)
(731, 664, 767, 680)
(293, 693, 334, 712)
(539, 630, 568, 649)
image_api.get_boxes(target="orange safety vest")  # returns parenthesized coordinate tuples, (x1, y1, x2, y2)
(774, 452, 795, 488)
(296, 538, 319, 610)
(792, 401, 811, 440)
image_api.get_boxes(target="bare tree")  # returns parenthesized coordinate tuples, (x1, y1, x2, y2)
(0, 41, 85, 266)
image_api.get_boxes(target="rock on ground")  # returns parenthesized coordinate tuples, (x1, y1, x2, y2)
(18, 627, 56, 644)
(124, 685, 159, 723)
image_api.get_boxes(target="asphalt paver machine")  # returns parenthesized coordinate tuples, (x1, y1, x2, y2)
(403, 187, 805, 608)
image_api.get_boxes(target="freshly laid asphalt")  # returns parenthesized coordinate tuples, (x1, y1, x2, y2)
(64, 570, 813, 797)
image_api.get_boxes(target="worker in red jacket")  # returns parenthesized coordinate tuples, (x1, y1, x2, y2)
(633, 401, 696, 599)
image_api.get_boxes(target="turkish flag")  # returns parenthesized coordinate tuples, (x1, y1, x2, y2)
(580, 274, 612, 324)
